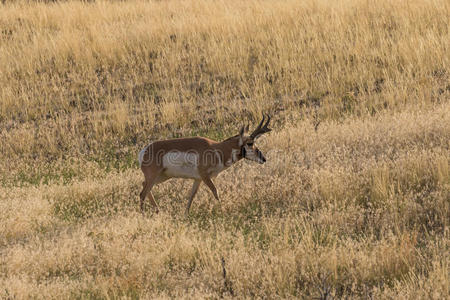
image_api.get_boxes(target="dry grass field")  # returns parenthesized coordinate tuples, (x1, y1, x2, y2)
(0, 0, 449, 298)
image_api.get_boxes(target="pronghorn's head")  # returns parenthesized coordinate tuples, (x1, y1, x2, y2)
(237, 115, 272, 164)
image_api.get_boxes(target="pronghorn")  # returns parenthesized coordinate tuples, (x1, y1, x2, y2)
(138, 115, 272, 214)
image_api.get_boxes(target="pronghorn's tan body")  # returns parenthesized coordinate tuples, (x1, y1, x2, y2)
(139, 137, 239, 179)
(139, 116, 271, 214)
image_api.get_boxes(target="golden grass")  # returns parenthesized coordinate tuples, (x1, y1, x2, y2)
(0, 0, 449, 298)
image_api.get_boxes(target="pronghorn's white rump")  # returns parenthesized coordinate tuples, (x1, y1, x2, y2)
(138, 145, 147, 167)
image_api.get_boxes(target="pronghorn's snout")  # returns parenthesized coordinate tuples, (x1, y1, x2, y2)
(258, 150, 266, 164)
(243, 145, 266, 164)
(253, 148, 266, 164)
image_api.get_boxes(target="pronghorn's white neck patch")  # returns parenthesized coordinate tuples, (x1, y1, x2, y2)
(226, 148, 240, 166)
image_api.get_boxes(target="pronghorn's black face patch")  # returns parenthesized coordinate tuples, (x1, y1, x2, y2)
(239, 136, 266, 164)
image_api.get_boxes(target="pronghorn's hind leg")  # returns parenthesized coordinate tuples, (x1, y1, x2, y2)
(186, 179, 202, 215)
(140, 168, 162, 213)
(145, 190, 159, 213)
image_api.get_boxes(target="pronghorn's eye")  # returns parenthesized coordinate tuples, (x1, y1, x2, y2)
(247, 142, 254, 146)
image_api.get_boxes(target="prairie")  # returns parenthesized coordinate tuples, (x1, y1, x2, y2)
(0, 0, 449, 298)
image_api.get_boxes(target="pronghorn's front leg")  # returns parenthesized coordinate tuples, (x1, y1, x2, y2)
(186, 179, 201, 215)
(201, 176, 219, 201)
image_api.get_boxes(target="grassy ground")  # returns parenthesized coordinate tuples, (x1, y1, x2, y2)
(0, 0, 449, 298)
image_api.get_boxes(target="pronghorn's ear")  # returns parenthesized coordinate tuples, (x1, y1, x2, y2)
(245, 124, 250, 132)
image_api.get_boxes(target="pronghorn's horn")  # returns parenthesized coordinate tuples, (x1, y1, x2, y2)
(263, 114, 271, 129)
(250, 114, 272, 139)
(254, 115, 265, 132)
